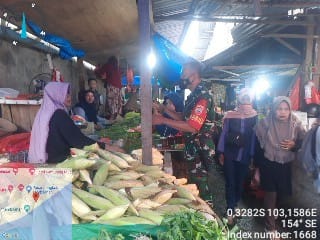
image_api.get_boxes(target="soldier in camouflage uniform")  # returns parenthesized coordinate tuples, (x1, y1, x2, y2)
(183, 81, 216, 172)
(152, 62, 219, 200)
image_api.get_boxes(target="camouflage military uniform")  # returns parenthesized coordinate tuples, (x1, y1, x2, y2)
(183, 83, 216, 172)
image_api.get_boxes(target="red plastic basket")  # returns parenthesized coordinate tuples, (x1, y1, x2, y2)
(0, 133, 30, 162)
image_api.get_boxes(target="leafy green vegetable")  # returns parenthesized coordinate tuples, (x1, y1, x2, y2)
(97, 112, 141, 140)
(157, 210, 240, 240)
(91, 229, 125, 240)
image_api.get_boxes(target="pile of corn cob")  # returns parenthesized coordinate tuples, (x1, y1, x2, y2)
(57, 143, 217, 226)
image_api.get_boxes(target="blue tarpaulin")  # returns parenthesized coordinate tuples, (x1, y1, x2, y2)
(122, 75, 156, 86)
(152, 33, 195, 88)
(27, 20, 85, 60)
(121, 34, 196, 88)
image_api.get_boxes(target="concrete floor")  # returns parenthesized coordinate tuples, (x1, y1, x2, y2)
(172, 156, 319, 240)
(207, 163, 320, 240)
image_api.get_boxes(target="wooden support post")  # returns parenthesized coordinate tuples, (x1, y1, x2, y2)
(138, 0, 153, 165)
(77, 58, 86, 91)
(300, 17, 315, 109)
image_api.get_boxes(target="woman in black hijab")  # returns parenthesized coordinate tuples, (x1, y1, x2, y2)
(73, 90, 100, 129)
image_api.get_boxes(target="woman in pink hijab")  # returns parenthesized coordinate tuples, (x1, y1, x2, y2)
(217, 88, 258, 225)
(28, 82, 100, 163)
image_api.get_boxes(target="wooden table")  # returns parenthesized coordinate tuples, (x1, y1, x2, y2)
(0, 99, 42, 131)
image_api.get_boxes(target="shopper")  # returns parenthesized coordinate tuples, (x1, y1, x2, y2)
(255, 96, 305, 238)
(154, 92, 184, 137)
(217, 88, 258, 225)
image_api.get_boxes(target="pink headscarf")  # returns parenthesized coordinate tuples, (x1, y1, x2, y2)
(224, 88, 257, 119)
(28, 82, 70, 163)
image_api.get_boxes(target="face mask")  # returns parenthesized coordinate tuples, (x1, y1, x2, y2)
(179, 78, 191, 89)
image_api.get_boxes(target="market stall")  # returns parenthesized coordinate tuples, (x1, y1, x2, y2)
(0, 98, 41, 132)
(0, 0, 320, 239)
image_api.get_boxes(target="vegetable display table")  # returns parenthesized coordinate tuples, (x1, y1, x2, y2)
(0, 98, 41, 131)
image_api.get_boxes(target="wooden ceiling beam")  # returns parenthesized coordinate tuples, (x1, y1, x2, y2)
(215, 69, 241, 77)
(212, 64, 300, 70)
(203, 78, 241, 82)
(231, 1, 320, 8)
(263, 33, 320, 39)
(155, 16, 314, 26)
(273, 37, 301, 56)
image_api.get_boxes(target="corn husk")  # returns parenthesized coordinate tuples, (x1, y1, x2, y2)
(72, 171, 80, 182)
(138, 209, 163, 225)
(73, 188, 114, 210)
(107, 171, 143, 181)
(91, 185, 130, 205)
(113, 152, 137, 163)
(73, 181, 85, 189)
(173, 178, 188, 185)
(56, 158, 96, 170)
(80, 214, 98, 221)
(175, 186, 196, 201)
(140, 175, 157, 185)
(144, 170, 166, 179)
(83, 143, 100, 152)
(98, 216, 155, 226)
(108, 162, 122, 172)
(96, 149, 130, 169)
(80, 210, 106, 218)
(79, 169, 92, 185)
(93, 163, 109, 185)
(152, 189, 177, 204)
(166, 197, 193, 205)
(72, 214, 79, 224)
(132, 164, 162, 173)
(127, 184, 162, 200)
(133, 199, 162, 209)
(94, 204, 129, 222)
(104, 180, 144, 190)
(92, 186, 139, 216)
(156, 204, 189, 215)
(72, 194, 91, 217)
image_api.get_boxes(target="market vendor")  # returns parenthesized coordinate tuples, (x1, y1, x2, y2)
(73, 90, 103, 130)
(78, 78, 102, 113)
(152, 61, 216, 173)
(95, 56, 122, 120)
(154, 92, 184, 137)
(28, 82, 116, 164)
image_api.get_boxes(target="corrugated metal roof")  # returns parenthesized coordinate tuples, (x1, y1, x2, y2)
(152, 0, 320, 71)
(152, 0, 192, 17)
(154, 20, 185, 45)
(152, 0, 222, 60)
